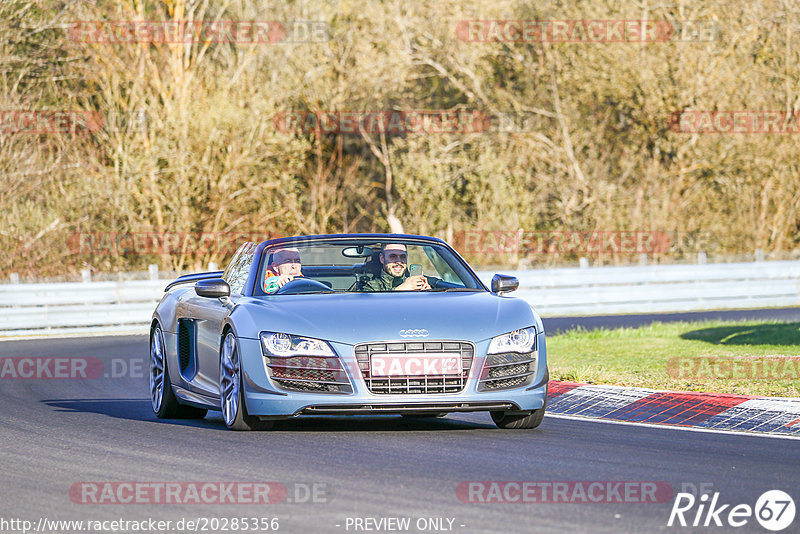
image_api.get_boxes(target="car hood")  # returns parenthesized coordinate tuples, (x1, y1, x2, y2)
(234, 291, 536, 345)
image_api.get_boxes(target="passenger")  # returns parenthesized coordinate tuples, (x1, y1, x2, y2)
(263, 247, 303, 293)
(362, 243, 431, 291)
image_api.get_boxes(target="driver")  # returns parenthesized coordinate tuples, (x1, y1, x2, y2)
(362, 243, 431, 291)
(263, 247, 303, 293)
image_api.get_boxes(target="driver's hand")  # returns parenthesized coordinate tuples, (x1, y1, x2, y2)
(277, 275, 295, 288)
(396, 275, 430, 291)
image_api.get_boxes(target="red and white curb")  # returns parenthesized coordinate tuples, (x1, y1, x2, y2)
(546, 381, 800, 436)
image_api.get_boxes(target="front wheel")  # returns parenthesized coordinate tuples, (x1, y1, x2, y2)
(150, 324, 207, 419)
(491, 407, 545, 429)
(219, 332, 273, 431)
(492, 369, 549, 429)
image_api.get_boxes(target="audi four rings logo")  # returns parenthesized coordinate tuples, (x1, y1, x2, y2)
(399, 329, 429, 337)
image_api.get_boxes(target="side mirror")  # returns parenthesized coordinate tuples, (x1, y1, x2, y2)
(195, 278, 231, 299)
(491, 274, 519, 295)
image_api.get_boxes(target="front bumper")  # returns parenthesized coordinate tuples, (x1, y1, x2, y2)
(237, 333, 548, 418)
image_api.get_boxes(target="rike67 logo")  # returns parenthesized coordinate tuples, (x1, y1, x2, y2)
(668, 490, 795, 531)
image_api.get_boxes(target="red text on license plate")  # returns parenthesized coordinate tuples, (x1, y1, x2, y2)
(370, 354, 461, 376)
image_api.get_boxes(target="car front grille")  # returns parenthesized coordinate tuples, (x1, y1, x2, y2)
(265, 355, 352, 394)
(354, 341, 474, 394)
(478, 351, 537, 391)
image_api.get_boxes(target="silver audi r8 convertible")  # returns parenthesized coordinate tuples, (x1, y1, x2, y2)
(149, 234, 548, 430)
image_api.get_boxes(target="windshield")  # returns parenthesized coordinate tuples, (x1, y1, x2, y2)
(254, 239, 483, 295)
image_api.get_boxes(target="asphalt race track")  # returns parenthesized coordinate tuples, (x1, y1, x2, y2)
(2, 313, 800, 534)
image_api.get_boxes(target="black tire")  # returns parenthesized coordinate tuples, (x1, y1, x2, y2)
(150, 325, 207, 420)
(219, 331, 273, 431)
(492, 368, 549, 429)
(226, 377, 273, 431)
(490, 407, 545, 429)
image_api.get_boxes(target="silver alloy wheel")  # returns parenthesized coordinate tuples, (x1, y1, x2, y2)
(220, 333, 240, 427)
(150, 327, 165, 413)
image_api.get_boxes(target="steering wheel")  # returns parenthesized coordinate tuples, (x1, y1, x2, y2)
(274, 278, 332, 295)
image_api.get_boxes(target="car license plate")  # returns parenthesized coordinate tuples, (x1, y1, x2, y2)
(370, 353, 461, 376)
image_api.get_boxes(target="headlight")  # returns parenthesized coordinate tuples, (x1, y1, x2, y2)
(260, 332, 335, 357)
(487, 327, 536, 354)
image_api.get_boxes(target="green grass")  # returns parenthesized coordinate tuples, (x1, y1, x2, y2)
(546, 320, 800, 397)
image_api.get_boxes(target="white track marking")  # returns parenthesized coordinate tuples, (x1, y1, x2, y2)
(545, 413, 800, 441)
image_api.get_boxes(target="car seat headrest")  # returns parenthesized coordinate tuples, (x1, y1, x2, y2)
(365, 251, 383, 276)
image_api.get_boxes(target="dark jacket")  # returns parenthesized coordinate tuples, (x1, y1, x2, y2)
(362, 268, 407, 291)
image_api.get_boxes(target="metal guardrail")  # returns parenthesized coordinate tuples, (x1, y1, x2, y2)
(1, 261, 799, 336)
(478, 260, 800, 316)
(0, 280, 165, 336)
